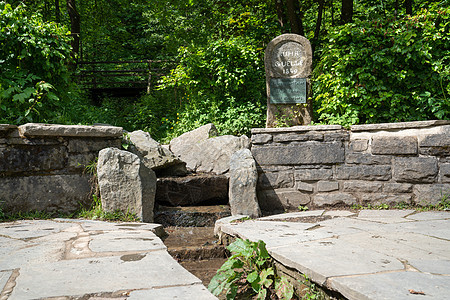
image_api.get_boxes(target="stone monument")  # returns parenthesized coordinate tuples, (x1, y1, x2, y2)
(264, 34, 313, 127)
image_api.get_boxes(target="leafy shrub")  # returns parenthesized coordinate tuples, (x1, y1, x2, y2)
(0, 2, 72, 124)
(208, 238, 294, 299)
(314, 7, 450, 126)
(158, 37, 266, 138)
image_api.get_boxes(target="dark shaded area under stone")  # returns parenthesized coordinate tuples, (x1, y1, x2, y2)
(155, 174, 229, 206)
(154, 205, 231, 227)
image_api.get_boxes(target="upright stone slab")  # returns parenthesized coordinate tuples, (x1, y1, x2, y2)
(229, 149, 261, 218)
(97, 147, 156, 222)
(265, 34, 313, 127)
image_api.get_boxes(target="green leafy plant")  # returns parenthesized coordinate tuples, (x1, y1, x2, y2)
(208, 238, 294, 299)
(298, 205, 309, 212)
(0, 2, 73, 124)
(314, 7, 450, 126)
(299, 274, 321, 300)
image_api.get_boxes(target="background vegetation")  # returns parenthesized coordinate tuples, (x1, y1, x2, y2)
(1, 0, 449, 142)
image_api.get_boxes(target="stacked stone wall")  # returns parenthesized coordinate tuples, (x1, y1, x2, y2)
(0, 123, 122, 213)
(251, 120, 450, 214)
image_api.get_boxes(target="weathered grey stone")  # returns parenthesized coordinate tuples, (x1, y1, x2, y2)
(67, 138, 121, 153)
(342, 181, 383, 193)
(371, 136, 418, 155)
(170, 125, 249, 174)
(393, 157, 438, 183)
(169, 123, 218, 156)
(0, 145, 67, 174)
(413, 184, 450, 206)
(251, 134, 272, 144)
(258, 170, 294, 189)
(335, 165, 391, 181)
(155, 174, 228, 206)
(129, 130, 187, 175)
(0, 175, 91, 213)
(316, 181, 339, 192)
(313, 193, 357, 206)
(265, 34, 313, 127)
(18, 123, 123, 137)
(345, 153, 392, 165)
(252, 142, 344, 165)
(272, 132, 323, 143)
(97, 148, 156, 222)
(296, 182, 314, 192)
(67, 153, 96, 170)
(323, 131, 350, 142)
(441, 163, 450, 183)
(294, 168, 333, 181)
(251, 125, 343, 134)
(257, 189, 310, 213)
(229, 149, 261, 218)
(350, 139, 369, 152)
(383, 182, 413, 193)
(350, 120, 450, 131)
(359, 193, 413, 205)
(419, 132, 450, 147)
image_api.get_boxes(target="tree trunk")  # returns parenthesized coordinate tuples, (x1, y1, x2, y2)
(275, 0, 287, 32)
(340, 0, 353, 24)
(314, 0, 325, 44)
(405, 0, 412, 15)
(67, 0, 80, 61)
(286, 0, 304, 35)
(55, 0, 60, 23)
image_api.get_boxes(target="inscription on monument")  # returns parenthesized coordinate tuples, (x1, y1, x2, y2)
(270, 78, 306, 104)
(272, 41, 306, 77)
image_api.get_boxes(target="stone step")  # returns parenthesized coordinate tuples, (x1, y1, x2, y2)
(154, 205, 231, 227)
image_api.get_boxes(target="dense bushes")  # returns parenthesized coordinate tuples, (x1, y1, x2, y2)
(313, 7, 450, 126)
(157, 37, 266, 139)
(0, 2, 73, 124)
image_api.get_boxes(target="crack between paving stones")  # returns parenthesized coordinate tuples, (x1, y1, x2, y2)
(0, 268, 20, 300)
(150, 282, 206, 290)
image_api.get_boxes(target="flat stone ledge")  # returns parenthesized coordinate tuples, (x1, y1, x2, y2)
(251, 125, 343, 134)
(0, 124, 17, 131)
(18, 123, 123, 137)
(350, 120, 450, 132)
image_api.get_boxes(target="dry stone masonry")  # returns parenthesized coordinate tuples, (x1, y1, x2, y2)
(252, 120, 450, 214)
(0, 123, 122, 214)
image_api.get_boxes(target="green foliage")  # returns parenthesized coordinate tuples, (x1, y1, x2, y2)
(298, 205, 309, 211)
(314, 7, 450, 126)
(158, 37, 266, 138)
(0, 2, 73, 124)
(208, 238, 294, 299)
(77, 195, 140, 222)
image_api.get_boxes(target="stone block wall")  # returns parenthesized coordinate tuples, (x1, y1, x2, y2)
(251, 120, 450, 214)
(0, 123, 122, 213)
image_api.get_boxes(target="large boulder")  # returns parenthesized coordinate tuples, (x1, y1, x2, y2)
(128, 130, 187, 176)
(97, 147, 156, 222)
(169, 124, 250, 175)
(155, 174, 229, 206)
(229, 149, 261, 218)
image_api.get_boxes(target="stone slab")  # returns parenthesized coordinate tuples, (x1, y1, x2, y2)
(251, 125, 343, 134)
(329, 271, 450, 300)
(0, 270, 12, 292)
(408, 259, 450, 275)
(9, 250, 202, 299)
(350, 120, 450, 132)
(405, 211, 450, 221)
(271, 238, 404, 285)
(127, 284, 217, 300)
(18, 123, 123, 137)
(258, 210, 324, 221)
(89, 230, 166, 252)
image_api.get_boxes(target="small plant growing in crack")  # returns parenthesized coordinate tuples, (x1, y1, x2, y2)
(208, 238, 294, 299)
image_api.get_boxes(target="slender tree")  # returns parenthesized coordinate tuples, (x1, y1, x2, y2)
(286, 0, 304, 35)
(340, 0, 353, 24)
(405, 0, 412, 15)
(67, 0, 80, 60)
